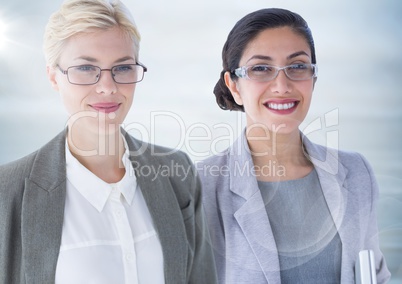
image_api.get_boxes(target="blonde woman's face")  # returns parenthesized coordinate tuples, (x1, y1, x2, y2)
(47, 27, 138, 133)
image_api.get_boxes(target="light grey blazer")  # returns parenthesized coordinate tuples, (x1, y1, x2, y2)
(197, 131, 391, 284)
(0, 130, 217, 284)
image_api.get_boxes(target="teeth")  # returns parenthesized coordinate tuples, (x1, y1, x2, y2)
(267, 102, 295, 110)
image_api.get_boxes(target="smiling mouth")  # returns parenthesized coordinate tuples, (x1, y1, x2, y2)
(89, 103, 121, 113)
(263, 100, 299, 113)
(266, 102, 296, 110)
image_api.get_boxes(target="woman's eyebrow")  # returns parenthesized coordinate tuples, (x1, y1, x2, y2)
(246, 55, 273, 64)
(114, 56, 135, 63)
(246, 51, 309, 64)
(71, 56, 135, 63)
(287, 51, 309, 59)
(73, 56, 97, 62)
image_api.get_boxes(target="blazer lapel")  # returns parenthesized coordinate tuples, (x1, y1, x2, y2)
(302, 134, 350, 282)
(21, 131, 66, 283)
(302, 134, 348, 230)
(124, 133, 188, 284)
(229, 133, 281, 283)
(233, 195, 281, 283)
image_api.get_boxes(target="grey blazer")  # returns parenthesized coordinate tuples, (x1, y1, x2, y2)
(0, 130, 217, 284)
(197, 131, 391, 284)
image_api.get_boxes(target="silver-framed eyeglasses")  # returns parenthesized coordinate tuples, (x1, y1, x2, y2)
(57, 63, 147, 85)
(233, 63, 317, 82)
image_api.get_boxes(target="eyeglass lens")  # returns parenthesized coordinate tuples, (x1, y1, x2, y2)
(245, 64, 315, 81)
(67, 64, 145, 85)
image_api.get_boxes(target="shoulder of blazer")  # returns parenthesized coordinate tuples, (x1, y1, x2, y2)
(0, 130, 66, 191)
(196, 148, 231, 177)
(0, 151, 37, 188)
(302, 133, 372, 177)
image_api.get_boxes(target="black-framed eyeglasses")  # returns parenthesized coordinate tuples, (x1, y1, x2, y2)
(233, 63, 318, 82)
(57, 63, 148, 85)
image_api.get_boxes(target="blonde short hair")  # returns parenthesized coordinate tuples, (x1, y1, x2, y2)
(44, 0, 141, 67)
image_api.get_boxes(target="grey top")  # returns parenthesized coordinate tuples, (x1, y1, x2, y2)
(258, 169, 341, 284)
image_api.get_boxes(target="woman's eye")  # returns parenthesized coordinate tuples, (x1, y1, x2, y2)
(75, 65, 97, 72)
(250, 65, 273, 72)
(114, 65, 134, 72)
(289, 63, 308, 70)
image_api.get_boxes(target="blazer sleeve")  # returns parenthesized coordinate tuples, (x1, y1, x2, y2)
(183, 154, 218, 284)
(358, 153, 391, 283)
(0, 154, 36, 283)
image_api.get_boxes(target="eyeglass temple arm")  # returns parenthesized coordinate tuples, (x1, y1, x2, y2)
(136, 62, 147, 72)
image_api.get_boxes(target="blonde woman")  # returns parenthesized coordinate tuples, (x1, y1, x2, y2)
(0, 0, 217, 283)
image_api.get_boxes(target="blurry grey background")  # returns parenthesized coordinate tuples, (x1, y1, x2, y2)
(0, 0, 401, 281)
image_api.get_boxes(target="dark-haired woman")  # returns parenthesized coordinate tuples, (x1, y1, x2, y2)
(197, 8, 390, 283)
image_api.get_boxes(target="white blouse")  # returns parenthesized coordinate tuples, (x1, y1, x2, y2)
(55, 139, 164, 283)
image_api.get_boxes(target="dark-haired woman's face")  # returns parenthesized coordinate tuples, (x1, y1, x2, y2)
(226, 27, 315, 135)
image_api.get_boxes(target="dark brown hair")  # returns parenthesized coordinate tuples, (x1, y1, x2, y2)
(214, 8, 316, 111)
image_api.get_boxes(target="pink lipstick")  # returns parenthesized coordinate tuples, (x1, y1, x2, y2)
(90, 102, 121, 113)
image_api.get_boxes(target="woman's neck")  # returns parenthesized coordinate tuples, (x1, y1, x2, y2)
(67, 123, 126, 183)
(246, 126, 313, 182)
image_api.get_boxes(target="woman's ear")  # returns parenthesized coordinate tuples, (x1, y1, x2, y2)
(47, 65, 59, 91)
(224, 71, 243, 106)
